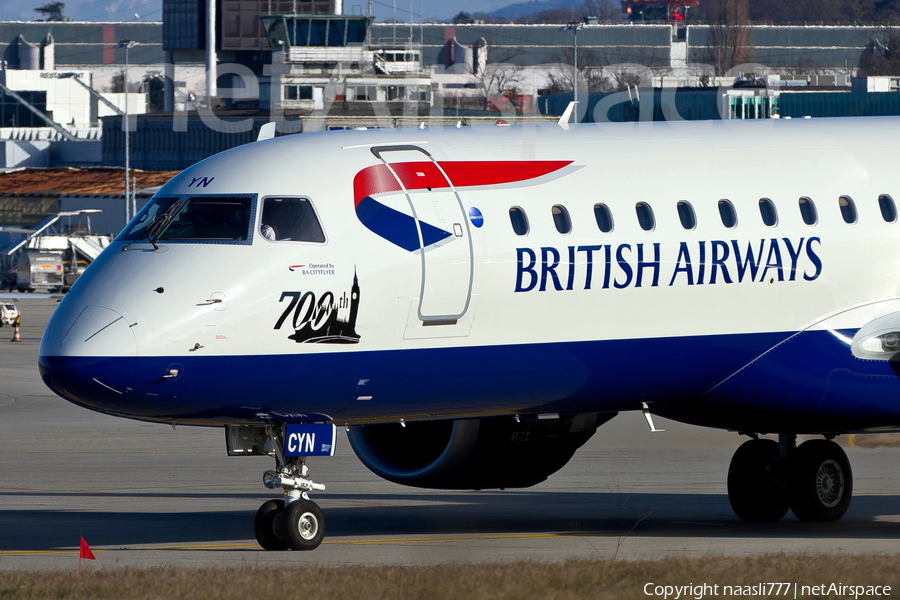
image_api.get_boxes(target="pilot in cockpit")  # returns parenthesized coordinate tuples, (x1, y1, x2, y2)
(260, 202, 281, 241)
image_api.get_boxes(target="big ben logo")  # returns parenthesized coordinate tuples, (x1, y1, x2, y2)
(274, 270, 361, 344)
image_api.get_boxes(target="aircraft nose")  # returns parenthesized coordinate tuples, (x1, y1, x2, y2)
(46, 305, 138, 357)
(39, 304, 139, 414)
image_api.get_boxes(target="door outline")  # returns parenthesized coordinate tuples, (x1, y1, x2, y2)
(371, 145, 474, 323)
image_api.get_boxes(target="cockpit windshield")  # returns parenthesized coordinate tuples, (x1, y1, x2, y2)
(117, 196, 253, 243)
(117, 197, 179, 241)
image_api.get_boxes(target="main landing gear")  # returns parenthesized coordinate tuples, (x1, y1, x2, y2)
(727, 434, 852, 523)
(253, 432, 327, 551)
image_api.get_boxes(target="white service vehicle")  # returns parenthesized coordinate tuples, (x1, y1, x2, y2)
(0, 303, 19, 326)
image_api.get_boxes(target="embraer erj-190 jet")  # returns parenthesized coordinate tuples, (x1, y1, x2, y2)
(38, 117, 900, 550)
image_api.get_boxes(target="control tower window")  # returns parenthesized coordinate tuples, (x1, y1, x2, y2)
(260, 197, 326, 243)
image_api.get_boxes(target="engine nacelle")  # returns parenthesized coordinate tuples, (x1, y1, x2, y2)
(346, 413, 615, 489)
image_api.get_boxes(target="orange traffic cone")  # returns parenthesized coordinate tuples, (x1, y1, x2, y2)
(10, 322, 20, 342)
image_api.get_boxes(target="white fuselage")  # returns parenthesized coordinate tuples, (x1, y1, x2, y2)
(38, 118, 900, 433)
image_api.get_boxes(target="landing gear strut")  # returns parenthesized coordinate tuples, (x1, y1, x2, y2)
(727, 434, 853, 523)
(251, 428, 327, 551)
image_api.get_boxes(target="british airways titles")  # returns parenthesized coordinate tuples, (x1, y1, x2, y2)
(515, 237, 822, 292)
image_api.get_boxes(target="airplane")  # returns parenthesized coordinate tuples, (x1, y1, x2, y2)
(38, 115, 900, 551)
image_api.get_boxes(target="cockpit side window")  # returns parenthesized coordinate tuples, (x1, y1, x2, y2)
(260, 197, 325, 243)
(158, 197, 252, 241)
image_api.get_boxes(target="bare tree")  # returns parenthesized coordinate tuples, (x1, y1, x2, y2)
(581, 0, 625, 22)
(708, 0, 752, 75)
(471, 47, 528, 110)
(544, 48, 622, 94)
(480, 65, 523, 96)
(108, 72, 125, 93)
(546, 65, 618, 94)
(34, 1, 70, 21)
(609, 69, 644, 91)
(859, 30, 900, 76)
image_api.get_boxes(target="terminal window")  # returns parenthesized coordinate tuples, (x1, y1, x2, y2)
(284, 85, 314, 101)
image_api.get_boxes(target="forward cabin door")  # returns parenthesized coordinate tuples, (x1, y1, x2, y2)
(373, 145, 473, 323)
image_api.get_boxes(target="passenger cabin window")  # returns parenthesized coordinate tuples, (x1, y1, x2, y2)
(635, 202, 655, 231)
(677, 201, 696, 230)
(593, 204, 614, 233)
(718, 199, 737, 228)
(509, 206, 529, 235)
(758, 198, 778, 227)
(117, 197, 253, 243)
(879, 195, 897, 223)
(839, 195, 857, 224)
(552, 205, 572, 234)
(798, 197, 817, 225)
(260, 197, 325, 242)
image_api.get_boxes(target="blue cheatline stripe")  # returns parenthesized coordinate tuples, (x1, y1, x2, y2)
(39, 329, 900, 432)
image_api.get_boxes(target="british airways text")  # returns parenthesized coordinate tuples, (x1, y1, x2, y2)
(515, 238, 822, 292)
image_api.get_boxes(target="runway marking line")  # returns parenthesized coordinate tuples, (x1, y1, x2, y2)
(323, 533, 569, 545)
(0, 533, 586, 555)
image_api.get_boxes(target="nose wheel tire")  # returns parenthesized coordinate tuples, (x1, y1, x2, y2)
(788, 439, 852, 522)
(283, 499, 325, 551)
(727, 438, 790, 522)
(254, 499, 289, 551)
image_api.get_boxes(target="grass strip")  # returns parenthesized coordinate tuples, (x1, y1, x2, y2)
(849, 433, 900, 448)
(1, 555, 900, 599)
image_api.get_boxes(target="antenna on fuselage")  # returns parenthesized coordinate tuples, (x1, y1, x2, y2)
(257, 122, 276, 141)
(558, 101, 577, 130)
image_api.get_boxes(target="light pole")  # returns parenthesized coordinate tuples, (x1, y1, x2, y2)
(561, 21, 584, 122)
(117, 40, 137, 225)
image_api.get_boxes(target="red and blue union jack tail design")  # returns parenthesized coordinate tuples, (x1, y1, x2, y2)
(353, 161, 572, 251)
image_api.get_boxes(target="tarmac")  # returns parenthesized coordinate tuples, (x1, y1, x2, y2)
(2, 297, 900, 571)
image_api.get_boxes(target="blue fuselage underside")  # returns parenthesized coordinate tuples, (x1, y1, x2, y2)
(39, 328, 900, 433)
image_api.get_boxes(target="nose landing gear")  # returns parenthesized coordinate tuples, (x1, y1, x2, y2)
(727, 434, 853, 523)
(253, 456, 327, 551)
(229, 424, 326, 551)
(255, 456, 326, 551)
(254, 499, 289, 551)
